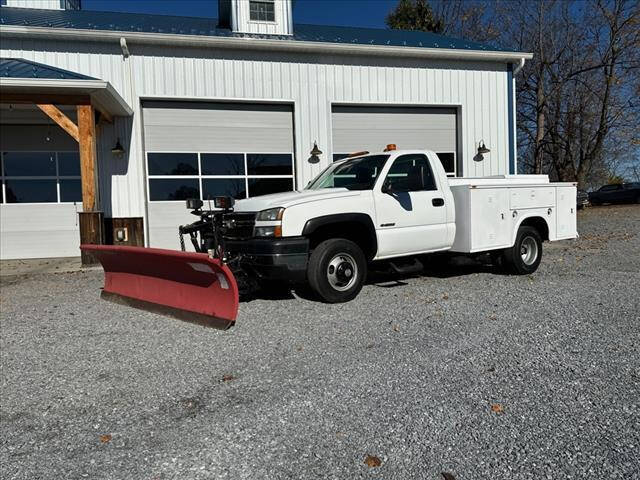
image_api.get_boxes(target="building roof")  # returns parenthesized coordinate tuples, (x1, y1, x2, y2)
(0, 6, 518, 54)
(0, 57, 95, 80)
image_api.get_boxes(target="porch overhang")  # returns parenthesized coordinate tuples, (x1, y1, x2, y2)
(0, 77, 133, 118)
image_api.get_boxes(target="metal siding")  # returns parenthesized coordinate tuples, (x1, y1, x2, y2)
(5, 0, 61, 9)
(1, 37, 512, 257)
(331, 106, 457, 154)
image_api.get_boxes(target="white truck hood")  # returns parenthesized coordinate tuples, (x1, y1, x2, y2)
(233, 188, 361, 212)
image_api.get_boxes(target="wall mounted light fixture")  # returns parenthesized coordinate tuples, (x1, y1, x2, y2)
(308, 141, 322, 164)
(111, 138, 125, 156)
(474, 140, 490, 162)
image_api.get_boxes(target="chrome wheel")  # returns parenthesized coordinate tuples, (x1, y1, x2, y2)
(326, 253, 358, 291)
(520, 236, 539, 266)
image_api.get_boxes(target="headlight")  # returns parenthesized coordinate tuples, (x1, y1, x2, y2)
(254, 226, 282, 237)
(256, 207, 285, 221)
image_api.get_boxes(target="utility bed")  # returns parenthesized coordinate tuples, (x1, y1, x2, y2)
(448, 175, 577, 253)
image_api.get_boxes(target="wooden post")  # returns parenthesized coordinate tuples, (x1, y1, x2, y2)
(77, 104, 98, 212)
(77, 104, 104, 265)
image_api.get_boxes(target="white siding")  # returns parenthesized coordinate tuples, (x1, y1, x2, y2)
(1, 36, 512, 255)
(5, 0, 61, 9)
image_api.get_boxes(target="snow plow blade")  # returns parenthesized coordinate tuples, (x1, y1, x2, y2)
(81, 245, 239, 330)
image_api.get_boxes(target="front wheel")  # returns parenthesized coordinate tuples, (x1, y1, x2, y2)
(307, 238, 367, 303)
(502, 226, 543, 275)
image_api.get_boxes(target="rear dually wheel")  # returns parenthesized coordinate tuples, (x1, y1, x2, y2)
(502, 226, 543, 275)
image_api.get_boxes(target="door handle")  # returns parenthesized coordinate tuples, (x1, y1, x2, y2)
(432, 198, 444, 207)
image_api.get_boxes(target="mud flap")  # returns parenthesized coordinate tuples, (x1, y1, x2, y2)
(81, 245, 239, 330)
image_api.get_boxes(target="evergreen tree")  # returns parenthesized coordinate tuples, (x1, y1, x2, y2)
(386, 0, 445, 33)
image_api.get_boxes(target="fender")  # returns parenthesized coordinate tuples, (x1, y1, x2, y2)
(302, 213, 378, 259)
(512, 213, 552, 244)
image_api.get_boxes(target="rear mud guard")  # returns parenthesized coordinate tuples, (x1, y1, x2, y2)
(81, 245, 239, 329)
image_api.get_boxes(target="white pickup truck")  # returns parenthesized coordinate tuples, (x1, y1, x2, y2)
(220, 148, 578, 302)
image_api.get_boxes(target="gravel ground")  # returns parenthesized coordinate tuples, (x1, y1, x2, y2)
(1, 205, 639, 480)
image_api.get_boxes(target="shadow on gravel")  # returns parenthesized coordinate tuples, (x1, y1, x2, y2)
(240, 253, 508, 304)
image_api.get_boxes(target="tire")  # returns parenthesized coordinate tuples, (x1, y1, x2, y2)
(307, 238, 367, 303)
(502, 226, 543, 275)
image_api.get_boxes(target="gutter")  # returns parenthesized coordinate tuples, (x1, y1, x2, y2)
(0, 25, 534, 63)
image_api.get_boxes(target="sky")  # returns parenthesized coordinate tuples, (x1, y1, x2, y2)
(82, 0, 399, 28)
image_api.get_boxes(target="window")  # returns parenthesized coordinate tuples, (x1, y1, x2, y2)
(436, 152, 456, 177)
(147, 151, 295, 202)
(385, 154, 437, 191)
(1, 151, 82, 204)
(249, 0, 275, 21)
(0, 0, 8, 7)
(307, 155, 389, 191)
(599, 184, 621, 192)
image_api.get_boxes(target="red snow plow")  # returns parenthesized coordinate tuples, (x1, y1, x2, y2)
(82, 198, 241, 329)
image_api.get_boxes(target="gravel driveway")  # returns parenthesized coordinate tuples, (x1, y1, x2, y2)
(1, 205, 639, 480)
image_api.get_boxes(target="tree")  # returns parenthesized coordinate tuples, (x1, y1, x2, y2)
(386, 0, 445, 33)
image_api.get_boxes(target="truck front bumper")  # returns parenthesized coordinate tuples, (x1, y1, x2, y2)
(223, 236, 309, 283)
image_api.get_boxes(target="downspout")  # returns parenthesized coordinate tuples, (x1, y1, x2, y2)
(120, 37, 150, 247)
(513, 57, 526, 75)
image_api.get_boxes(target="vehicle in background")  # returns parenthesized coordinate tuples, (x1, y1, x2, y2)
(577, 189, 589, 209)
(589, 183, 640, 206)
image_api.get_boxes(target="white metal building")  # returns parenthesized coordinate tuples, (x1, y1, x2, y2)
(0, 0, 532, 260)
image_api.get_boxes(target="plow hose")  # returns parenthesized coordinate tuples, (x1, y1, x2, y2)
(81, 245, 239, 330)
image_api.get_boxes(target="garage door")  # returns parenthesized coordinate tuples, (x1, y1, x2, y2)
(332, 106, 458, 176)
(142, 101, 295, 249)
(1, 106, 83, 260)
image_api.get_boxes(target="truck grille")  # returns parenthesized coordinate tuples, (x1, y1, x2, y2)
(222, 212, 256, 239)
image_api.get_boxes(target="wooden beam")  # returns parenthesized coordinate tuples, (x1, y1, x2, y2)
(36, 104, 79, 142)
(1, 93, 91, 105)
(77, 104, 98, 211)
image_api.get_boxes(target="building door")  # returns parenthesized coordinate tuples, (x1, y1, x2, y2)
(142, 101, 295, 249)
(331, 105, 459, 176)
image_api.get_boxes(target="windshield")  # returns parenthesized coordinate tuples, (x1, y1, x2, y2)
(306, 155, 389, 190)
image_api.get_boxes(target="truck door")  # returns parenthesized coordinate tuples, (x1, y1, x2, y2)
(374, 153, 448, 257)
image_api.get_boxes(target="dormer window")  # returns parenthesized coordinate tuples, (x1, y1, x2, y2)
(249, 0, 275, 22)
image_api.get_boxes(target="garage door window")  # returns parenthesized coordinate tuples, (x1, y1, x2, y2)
(436, 152, 456, 177)
(1, 151, 82, 204)
(147, 152, 294, 202)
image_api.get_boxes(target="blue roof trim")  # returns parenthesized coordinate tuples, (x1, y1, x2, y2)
(0, 6, 518, 53)
(0, 57, 96, 80)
